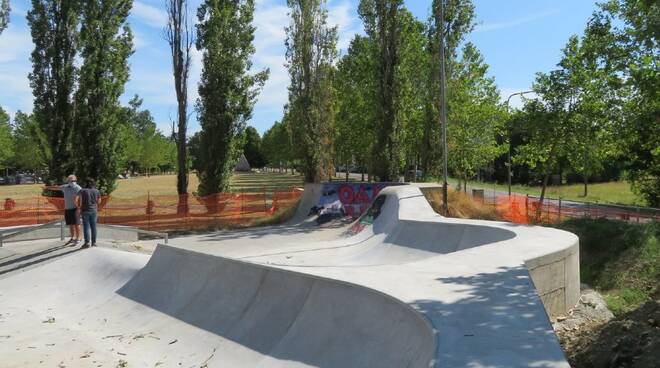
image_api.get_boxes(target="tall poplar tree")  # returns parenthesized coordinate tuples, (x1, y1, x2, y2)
(195, 0, 268, 195)
(27, 0, 79, 184)
(166, 0, 193, 212)
(73, 0, 133, 194)
(285, 0, 337, 183)
(423, 0, 475, 179)
(358, 0, 403, 181)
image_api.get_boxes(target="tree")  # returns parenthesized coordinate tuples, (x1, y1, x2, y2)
(0, 0, 9, 34)
(593, 0, 659, 206)
(285, 0, 337, 182)
(514, 70, 575, 219)
(261, 120, 294, 172)
(195, 0, 268, 195)
(166, 0, 193, 211)
(11, 111, 46, 172)
(335, 35, 376, 181)
(73, 0, 133, 194)
(358, 0, 403, 181)
(0, 106, 12, 170)
(559, 35, 619, 197)
(242, 126, 264, 169)
(423, 0, 476, 179)
(118, 96, 174, 175)
(27, 0, 79, 184)
(398, 10, 427, 181)
(447, 43, 505, 191)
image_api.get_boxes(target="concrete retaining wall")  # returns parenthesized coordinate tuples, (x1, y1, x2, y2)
(526, 242, 580, 317)
(2, 223, 139, 243)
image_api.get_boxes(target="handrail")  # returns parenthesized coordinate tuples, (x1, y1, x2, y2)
(0, 220, 64, 247)
(0, 221, 168, 246)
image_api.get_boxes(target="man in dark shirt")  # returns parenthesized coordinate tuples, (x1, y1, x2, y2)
(77, 178, 101, 249)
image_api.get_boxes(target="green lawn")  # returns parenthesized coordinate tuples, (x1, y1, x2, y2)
(442, 178, 644, 206)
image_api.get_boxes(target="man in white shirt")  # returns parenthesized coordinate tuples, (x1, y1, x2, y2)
(60, 175, 81, 244)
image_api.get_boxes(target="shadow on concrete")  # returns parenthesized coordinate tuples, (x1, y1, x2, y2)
(116, 246, 433, 368)
(189, 218, 350, 243)
(411, 265, 568, 367)
(0, 245, 80, 277)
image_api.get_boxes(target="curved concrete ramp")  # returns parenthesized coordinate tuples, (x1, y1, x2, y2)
(243, 186, 516, 266)
(0, 245, 434, 367)
(119, 245, 435, 368)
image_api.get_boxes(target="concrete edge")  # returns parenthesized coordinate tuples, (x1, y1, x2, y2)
(151, 243, 439, 366)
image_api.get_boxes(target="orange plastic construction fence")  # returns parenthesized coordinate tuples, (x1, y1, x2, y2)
(0, 188, 303, 232)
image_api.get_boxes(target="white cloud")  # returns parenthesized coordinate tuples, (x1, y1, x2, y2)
(249, 0, 361, 120)
(132, 1, 168, 29)
(0, 27, 33, 63)
(327, 0, 361, 51)
(475, 9, 560, 33)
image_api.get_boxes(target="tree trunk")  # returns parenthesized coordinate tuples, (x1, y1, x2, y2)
(537, 173, 551, 222)
(583, 174, 588, 197)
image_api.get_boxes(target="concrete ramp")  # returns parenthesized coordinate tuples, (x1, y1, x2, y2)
(121, 245, 434, 367)
(243, 186, 517, 266)
(0, 245, 434, 367)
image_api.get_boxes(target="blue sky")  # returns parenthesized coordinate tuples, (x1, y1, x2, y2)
(0, 0, 599, 135)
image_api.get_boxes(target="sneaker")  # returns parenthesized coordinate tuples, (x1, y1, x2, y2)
(91, 243, 97, 247)
(65, 238, 74, 245)
(70, 239, 80, 247)
(81, 243, 90, 249)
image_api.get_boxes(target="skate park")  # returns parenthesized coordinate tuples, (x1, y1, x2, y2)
(0, 183, 579, 367)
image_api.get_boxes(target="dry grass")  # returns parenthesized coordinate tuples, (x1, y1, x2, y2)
(446, 179, 643, 206)
(0, 172, 305, 200)
(421, 187, 502, 221)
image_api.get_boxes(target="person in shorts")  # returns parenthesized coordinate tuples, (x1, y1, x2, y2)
(78, 178, 101, 249)
(60, 175, 81, 245)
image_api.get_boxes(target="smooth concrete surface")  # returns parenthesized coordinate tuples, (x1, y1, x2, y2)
(0, 184, 579, 367)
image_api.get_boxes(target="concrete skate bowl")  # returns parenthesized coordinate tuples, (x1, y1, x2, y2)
(241, 186, 517, 267)
(117, 245, 435, 368)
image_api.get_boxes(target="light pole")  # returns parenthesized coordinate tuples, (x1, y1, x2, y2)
(505, 90, 534, 196)
(438, 1, 449, 214)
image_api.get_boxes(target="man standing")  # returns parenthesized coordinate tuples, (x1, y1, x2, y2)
(78, 178, 101, 249)
(60, 175, 81, 245)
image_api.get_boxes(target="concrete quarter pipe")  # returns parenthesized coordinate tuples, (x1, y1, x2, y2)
(0, 185, 578, 367)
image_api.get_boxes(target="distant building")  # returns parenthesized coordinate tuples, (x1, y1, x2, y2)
(235, 153, 251, 172)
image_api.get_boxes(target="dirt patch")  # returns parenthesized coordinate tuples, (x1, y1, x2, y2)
(555, 287, 660, 368)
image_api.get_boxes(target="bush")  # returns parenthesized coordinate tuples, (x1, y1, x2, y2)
(556, 218, 659, 315)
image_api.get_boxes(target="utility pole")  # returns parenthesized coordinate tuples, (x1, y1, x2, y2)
(438, 0, 449, 215)
(505, 90, 534, 196)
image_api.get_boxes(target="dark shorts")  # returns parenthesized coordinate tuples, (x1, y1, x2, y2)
(64, 208, 80, 225)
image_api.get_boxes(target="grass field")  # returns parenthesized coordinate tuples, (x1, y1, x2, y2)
(0, 172, 305, 200)
(445, 178, 644, 206)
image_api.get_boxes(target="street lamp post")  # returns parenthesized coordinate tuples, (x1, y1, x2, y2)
(505, 90, 534, 196)
(438, 0, 449, 214)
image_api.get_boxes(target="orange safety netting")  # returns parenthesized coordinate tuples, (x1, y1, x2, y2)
(0, 188, 303, 232)
(494, 193, 658, 225)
